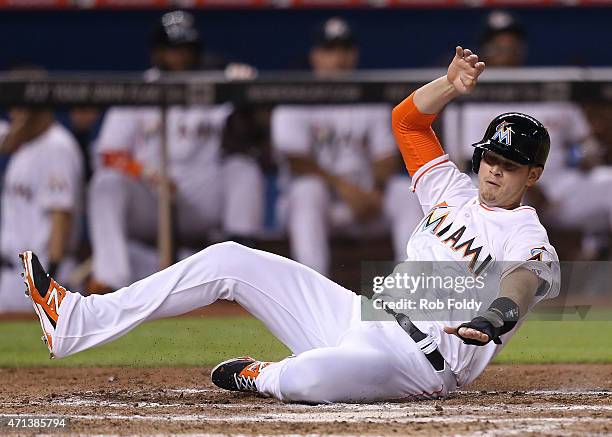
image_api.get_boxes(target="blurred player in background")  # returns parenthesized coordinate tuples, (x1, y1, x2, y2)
(442, 10, 611, 260)
(0, 69, 83, 312)
(87, 11, 264, 293)
(272, 17, 423, 274)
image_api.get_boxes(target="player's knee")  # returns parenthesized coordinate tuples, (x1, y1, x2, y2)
(288, 176, 329, 209)
(203, 241, 245, 256)
(89, 169, 131, 198)
(223, 155, 262, 183)
(196, 241, 251, 273)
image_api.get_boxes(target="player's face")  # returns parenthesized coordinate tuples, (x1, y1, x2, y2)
(482, 33, 525, 67)
(152, 46, 198, 71)
(478, 151, 542, 209)
(309, 45, 359, 75)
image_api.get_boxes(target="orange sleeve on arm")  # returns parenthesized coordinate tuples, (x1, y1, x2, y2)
(391, 92, 444, 177)
(101, 151, 143, 179)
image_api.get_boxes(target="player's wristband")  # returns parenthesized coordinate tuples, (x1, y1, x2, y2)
(457, 297, 520, 346)
(484, 297, 520, 336)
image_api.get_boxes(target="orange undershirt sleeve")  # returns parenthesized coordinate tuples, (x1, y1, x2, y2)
(391, 92, 444, 177)
(101, 151, 143, 179)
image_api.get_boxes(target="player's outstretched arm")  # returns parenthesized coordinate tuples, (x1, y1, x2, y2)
(413, 46, 486, 115)
(444, 268, 542, 345)
(391, 46, 485, 176)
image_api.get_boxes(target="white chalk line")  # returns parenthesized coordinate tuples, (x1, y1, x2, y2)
(168, 388, 611, 396)
(2, 412, 610, 425)
(2, 389, 610, 436)
(16, 433, 379, 437)
(5, 396, 612, 414)
(456, 389, 611, 396)
(3, 412, 611, 437)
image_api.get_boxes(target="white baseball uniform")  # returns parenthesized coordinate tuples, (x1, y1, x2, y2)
(0, 121, 83, 313)
(89, 104, 264, 288)
(272, 104, 423, 274)
(46, 96, 560, 403)
(443, 102, 612, 237)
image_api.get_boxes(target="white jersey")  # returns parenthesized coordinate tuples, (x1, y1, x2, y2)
(272, 104, 396, 190)
(95, 104, 232, 206)
(443, 102, 591, 201)
(407, 154, 561, 387)
(0, 122, 83, 259)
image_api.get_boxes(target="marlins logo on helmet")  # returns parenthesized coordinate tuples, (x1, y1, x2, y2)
(491, 121, 514, 146)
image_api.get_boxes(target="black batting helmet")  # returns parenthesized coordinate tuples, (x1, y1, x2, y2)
(471, 112, 550, 173)
(151, 10, 201, 50)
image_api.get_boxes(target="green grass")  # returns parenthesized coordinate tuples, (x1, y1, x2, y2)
(494, 320, 612, 363)
(0, 317, 290, 367)
(1, 316, 611, 367)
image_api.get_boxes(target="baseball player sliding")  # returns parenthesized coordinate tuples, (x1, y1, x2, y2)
(21, 46, 560, 403)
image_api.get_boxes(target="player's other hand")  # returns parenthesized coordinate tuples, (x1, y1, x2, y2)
(443, 325, 489, 344)
(334, 179, 382, 222)
(447, 46, 486, 95)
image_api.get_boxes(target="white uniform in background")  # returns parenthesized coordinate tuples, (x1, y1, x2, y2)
(89, 105, 264, 288)
(0, 122, 83, 313)
(443, 102, 612, 240)
(46, 150, 559, 402)
(272, 104, 423, 274)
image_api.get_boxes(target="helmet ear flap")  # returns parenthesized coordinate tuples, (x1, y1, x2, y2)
(472, 148, 484, 174)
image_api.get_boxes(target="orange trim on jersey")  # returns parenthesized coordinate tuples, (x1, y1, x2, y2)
(101, 151, 143, 178)
(392, 92, 444, 176)
(412, 159, 449, 191)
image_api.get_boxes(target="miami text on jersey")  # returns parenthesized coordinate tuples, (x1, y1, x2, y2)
(420, 202, 494, 276)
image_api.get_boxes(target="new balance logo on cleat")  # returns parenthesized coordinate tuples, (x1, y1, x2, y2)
(210, 357, 272, 393)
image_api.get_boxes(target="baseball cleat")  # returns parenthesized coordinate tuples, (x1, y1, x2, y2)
(210, 357, 272, 392)
(20, 251, 68, 358)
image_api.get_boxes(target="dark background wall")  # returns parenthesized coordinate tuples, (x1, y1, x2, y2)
(0, 7, 610, 71)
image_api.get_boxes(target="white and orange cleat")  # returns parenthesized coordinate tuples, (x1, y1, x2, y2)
(210, 357, 273, 393)
(19, 251, 68, 358)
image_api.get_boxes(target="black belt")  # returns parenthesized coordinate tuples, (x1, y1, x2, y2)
(386, 308, 446, 373)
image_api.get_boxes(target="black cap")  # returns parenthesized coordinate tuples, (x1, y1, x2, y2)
(481, 10, 524, 44)
(151, 10, 201, 49)
(471, 112, 550, 173)
(312, 17, 356, 48)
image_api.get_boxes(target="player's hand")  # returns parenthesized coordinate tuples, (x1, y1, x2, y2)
(224, 63, 258, 81)
(447, 46, 486, 95)
(443, 325, 489, 344)
(143, 168, 177, 194)
(334, 179, 382, 222)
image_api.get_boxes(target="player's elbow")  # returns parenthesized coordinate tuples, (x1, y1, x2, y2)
(391, 104, 404, 135)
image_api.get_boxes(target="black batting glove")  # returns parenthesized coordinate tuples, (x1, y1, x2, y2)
(456, 316, 502, 346)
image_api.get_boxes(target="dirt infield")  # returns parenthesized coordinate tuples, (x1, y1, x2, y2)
(1, 364, 611, 436)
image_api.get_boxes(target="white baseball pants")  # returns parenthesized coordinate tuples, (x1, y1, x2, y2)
(545, 166, 612, 233)
(285, 175, 423, 275)
(88, 156, 264, 288)
(51, 242, 455, 403)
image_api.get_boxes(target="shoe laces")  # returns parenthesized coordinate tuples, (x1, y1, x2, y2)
(233, 373, 258, 392)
